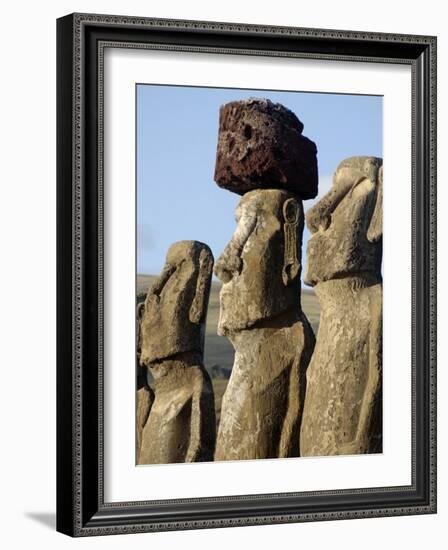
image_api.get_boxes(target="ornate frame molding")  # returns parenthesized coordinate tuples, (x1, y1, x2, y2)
(57, 13, 437, 537)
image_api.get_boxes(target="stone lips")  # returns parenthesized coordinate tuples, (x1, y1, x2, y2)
(214, 98, 318, 200)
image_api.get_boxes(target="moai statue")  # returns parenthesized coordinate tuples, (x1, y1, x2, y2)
(213, 98, 317, 461)
(300, 156, 383, 456)
(138, 241, 216, 464)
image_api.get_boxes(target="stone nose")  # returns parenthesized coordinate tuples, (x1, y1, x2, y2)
(214, 251, 242, 284)
(139, 350, 149, 368)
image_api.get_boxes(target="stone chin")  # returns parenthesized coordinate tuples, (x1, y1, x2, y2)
(303, 232, 329, 287)
(140, 313, 204, 364)
(217, 279, 298, 336)
(216, 281, 249, 336)
(304, 232, 381, 287)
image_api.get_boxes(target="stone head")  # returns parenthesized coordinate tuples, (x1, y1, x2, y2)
(214, 189, 304, 335)
(139, 240, 214, 365)
(304, 156, 383, 286)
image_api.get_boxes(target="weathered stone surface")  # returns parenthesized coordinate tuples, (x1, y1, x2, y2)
(300, 156, 383, 456)
(214, 98, 318, 199)
(139, 354, 216, 464)
(215, 190, 305, 333)
(215, 316, 314, 460)
(136, 385, 154, 462)
(139, 241, 213, 365)
(304, 156, 383, 285)
(214, 189, 315, 460)
(138, 241, 216, 464)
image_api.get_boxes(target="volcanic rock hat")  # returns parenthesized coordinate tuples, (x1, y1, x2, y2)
(214, 97, 318, 199)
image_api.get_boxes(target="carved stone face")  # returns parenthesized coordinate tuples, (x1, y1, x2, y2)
(139, 240, 213, 365)
(304, 156, 383, 286)
(214, 189, 303, 335)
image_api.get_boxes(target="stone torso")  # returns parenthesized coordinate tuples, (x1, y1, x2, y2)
(300, 277, 382, 456)
(215, 314, 314, 461)
(139, 359, 216, 464)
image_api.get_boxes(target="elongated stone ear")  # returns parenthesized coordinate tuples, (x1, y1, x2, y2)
(367, 165, 383, 243)
(189, 247, 214, 324)
(282, 198, 301, 286)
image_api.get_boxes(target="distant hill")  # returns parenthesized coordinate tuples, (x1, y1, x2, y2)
(137, 274, 320, 427)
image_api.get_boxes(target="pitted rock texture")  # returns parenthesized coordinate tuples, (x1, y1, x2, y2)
(214, 98, 318, 199)
(213, 189, 315, 460)
(138, 241, 216, 464)
(300, 156, 383, 456)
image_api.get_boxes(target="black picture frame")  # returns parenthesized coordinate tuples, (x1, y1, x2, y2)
(56, 13, 437, 537)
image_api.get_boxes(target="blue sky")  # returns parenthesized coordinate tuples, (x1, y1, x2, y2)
(137, 84, 382, 280)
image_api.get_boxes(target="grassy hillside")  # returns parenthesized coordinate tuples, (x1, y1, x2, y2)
(137, 274, 320, 426)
